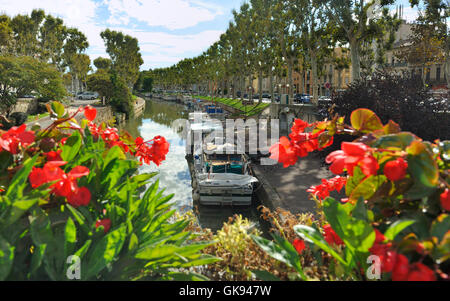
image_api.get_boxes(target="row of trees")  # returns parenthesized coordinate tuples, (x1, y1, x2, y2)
(0, 9, 90, 95)
(149, 0, 448, 104)
(0, 9, 144, 117)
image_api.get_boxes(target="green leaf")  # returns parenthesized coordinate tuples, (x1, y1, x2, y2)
(251, 270, 281, 281)
(4, 199, 39, 227)
(84, 226, 127, 280)
(323, 198, 375, 254)
(431, 215, 450, 242)
(293, 225, 347, 266)
(64, 218, 77, 259)
(384, 220, 416, 241)
(6, 155, 38, 200)
(372, 132, 416, 149)
(350, 109, 383, 133)
(349, 175, 387, 203)
(166, 272, 210, 281)
(0, 235, 14, 280)
(345, 166, 365, 196)
(251, 234, 306, 280)
(29, 243, 47, 277)
(61, 131, 82, 162)
(30, 209, 54, 246)
(51, 101, 66, 118)
(407, 142, 439, 188)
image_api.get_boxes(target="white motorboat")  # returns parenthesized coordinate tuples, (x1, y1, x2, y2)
(192, 144, 258, 206)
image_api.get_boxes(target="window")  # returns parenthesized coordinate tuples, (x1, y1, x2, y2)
(437, 66, 441, 81)
(426, 68, 430, 81)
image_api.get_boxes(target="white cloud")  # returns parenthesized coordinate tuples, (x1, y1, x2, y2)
(103, 0, 223, 30)
(106, 28, 223, 68)
(0, 0, 105, 49)
(0, 0, 229, 69)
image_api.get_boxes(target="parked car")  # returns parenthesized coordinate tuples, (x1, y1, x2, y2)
(301, 94, 311, 103)
(78, 92, 99, 100)
(261, 93, 271, 99)
(293, 93, 302, 103)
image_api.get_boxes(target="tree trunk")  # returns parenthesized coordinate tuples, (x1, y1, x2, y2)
(350, 38, 361, 82)
(445, 57, 450, 89)
(269, 69, 274, 103)
(288, 58, 294, 104)
(258, 69, 263, 103)
(311, 54, 319, 105)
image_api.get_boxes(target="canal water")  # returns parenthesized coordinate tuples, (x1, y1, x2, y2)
(122, 99, 265, 232)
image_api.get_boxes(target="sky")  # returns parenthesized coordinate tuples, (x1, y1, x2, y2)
(0, 0, 419, 71)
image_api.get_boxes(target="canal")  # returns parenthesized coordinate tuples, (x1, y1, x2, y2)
(122, 99, 266, 232)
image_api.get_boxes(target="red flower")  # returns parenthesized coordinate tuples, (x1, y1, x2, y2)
(135, 136, 170, 166)
(407, 263, 436, 281)
(384, 158, 408, 181)
(45, 150, 63, 162)
(67, 186, 91, 208)
(0, 124, 35, 154)
(269, 137, 298, 167)
(293, 239, 306, 254)
(307, 176, 347, 200)
(95, 219, 111, 233)
(28, 163, 91, 207)
(392, 254, 410, 281)
(323, 224, 344, 246)
(440, 189, 450, 211)
(326, 142, 379, 177)
(84, 106, 97, 121)
(374, 229, 387, 245)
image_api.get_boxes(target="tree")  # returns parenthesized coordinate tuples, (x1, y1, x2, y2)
(10, 9, 45, 56)
(87, 69, 114, 102)
(295, 0, 332, 104)
(71, 54, 91, 92)
(0, 15, 12, 53)
(93, 57, 112, 70)
(39, 14, 67, 70)
(322, 0, 397, 82)
(0, 56, 66, 116)
(100, 29, 143, 90)
(409, 0, 449, 88)
(272, 0, 302, 102)
(395, 23, 445, 85)
(63, 28, 89, 95)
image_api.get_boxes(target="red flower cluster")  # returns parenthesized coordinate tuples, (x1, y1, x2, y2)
(0, 124, 35, 154)
(307, 176, 347, 200)
(45, 150, 63, 162)
(326, 142, 379, 177)
(384, 158, 408, 181)
(441, 189, 450, 211)
(293, 239, 306, 254)
(135, 136, 170, 166)
(270, 119, 332, 168)
(323, 224, 344, 246)
(29, 161, 91, 207)
(95, 219, 111, 233)
(369, 229, 436, 281)
(84, 106, 97, 122)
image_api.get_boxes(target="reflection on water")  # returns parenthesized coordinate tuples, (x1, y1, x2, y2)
(122, 99, 264, 232)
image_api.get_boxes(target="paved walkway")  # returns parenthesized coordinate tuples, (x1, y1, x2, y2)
(26, 99, 99, 130)
(255, 155, 332, 214)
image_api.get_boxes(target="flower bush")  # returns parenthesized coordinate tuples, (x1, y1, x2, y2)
(255, 108, 449, 281)
(0, 101, 218, 280)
